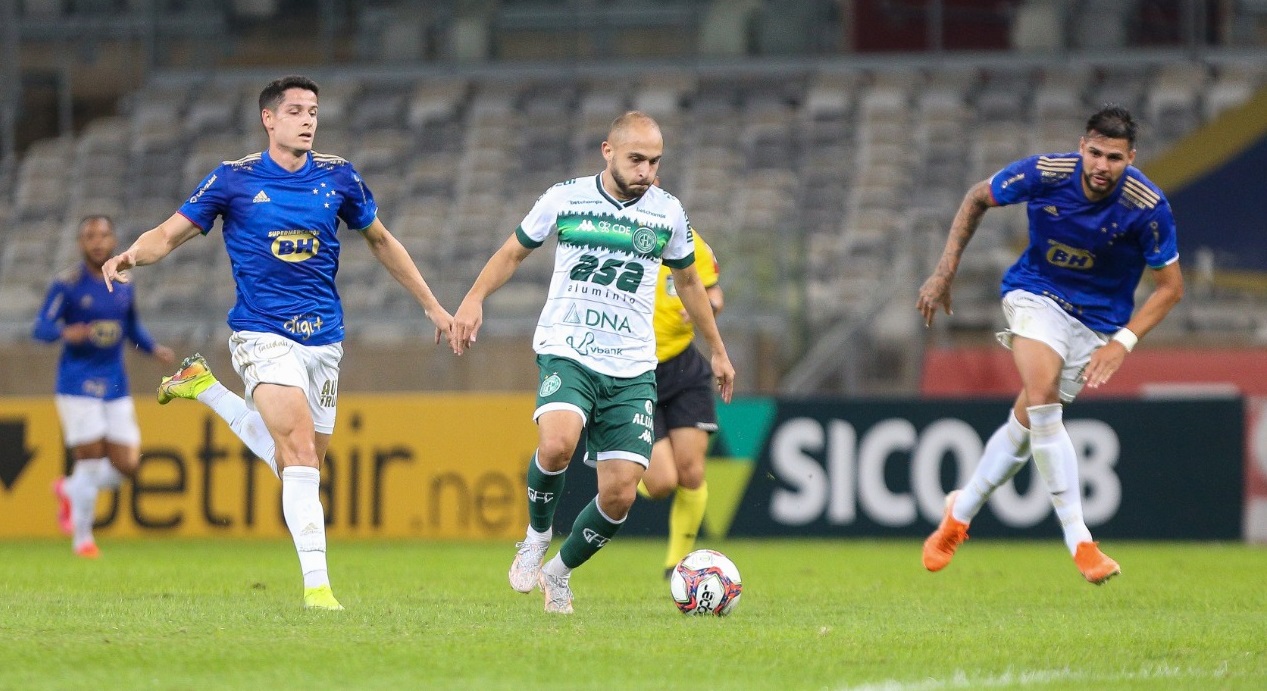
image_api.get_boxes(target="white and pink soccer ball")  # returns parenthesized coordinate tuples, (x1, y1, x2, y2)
(669, 549, 742, 616)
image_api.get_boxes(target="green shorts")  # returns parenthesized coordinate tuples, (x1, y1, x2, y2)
(535, 354, 657, 467)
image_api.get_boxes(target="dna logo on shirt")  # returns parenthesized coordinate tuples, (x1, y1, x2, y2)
(270, 230, 320, 263)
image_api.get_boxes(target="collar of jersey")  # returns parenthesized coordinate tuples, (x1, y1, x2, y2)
(258, 149, 312, 176)
(594, 173, 643, 210)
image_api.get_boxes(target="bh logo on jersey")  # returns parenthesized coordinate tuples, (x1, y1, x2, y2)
(1046, 240, 1094, 270)
(89, 320, 123, 347)
(270, 230, 320, 263)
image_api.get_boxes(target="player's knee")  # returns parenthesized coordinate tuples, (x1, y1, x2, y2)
(677, 464, 705, 490)
(597, 485, 636, 520)
(536, 438, 577, 471)
(642, 473, 675, 499)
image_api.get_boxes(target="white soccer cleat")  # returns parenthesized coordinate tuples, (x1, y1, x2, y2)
(538, 571, 574, 614)
(509, 540, 549, 593)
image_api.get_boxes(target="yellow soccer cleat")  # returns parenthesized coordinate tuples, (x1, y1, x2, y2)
(158, 353, 218, 404)
(303, 585, 344, 611)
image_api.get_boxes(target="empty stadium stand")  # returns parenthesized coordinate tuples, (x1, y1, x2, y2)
(4, 2, 1267, 396)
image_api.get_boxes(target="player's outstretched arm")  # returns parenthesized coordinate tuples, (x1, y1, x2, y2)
(102, 214, 202, 291)
(671, 264, 735, 402)
(1084, 261, 1184, 389)
(360, 218, 454, 347)
(917, 179, 997, 327)
(451, 233, 532, 355)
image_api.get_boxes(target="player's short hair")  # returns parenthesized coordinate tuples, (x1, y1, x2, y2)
(78, 214, 114, 234)
(1086, 105, 1137, 147)
(259, 75, 320, 112)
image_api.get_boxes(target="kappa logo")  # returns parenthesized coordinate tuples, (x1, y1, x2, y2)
(578, 219, 596, 231)
(526, 488, 555, 503)
(539, 373, 562, 397)
(253, 190, 271, 203)
(582, 528, 609, 548)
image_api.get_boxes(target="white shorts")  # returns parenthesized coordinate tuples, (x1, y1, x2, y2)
(228, 330, 343, 434)
(997, 290, 1110, 403)
(54, 395, 140, 448)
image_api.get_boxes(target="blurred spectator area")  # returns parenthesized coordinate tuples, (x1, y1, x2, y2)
(3, 1, 1267, 396)
(3, 53, 1266, 397)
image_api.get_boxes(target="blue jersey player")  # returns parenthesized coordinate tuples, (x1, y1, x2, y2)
(102, 75, 454, 610)
(917, 106, 1184, 585)
(36, 215, 176, 558)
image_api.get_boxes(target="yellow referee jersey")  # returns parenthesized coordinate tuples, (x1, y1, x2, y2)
(654, 230, 720, 363)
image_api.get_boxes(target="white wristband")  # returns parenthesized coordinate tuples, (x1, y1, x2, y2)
(1111, 328, 1138, 353)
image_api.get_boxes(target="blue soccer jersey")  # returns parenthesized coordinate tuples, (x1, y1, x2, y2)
(32, 264, 159, 400)
(990, 152, 1179, 333)
(178, 150, 378, 346)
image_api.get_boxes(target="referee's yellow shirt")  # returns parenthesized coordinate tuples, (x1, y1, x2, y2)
(654, 230, 720, 363)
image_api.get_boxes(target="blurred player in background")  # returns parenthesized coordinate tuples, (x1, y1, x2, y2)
(450, 111, 735, 614)
(101, 75, 453, 610)
(36, 215, 176, 558)
(917, 105, 1183, 584)
(638, 215, 723, 579)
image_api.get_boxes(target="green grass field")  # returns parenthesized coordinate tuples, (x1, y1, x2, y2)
(1, 538, 1264, 690)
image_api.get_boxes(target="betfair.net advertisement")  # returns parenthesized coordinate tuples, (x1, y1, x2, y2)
(0, 395, 539, 539)
(0, 395, 1247, 540)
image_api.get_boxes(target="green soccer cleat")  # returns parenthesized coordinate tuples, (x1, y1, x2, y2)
(158, 353, 217, 404)
(303, 585, 344, 611)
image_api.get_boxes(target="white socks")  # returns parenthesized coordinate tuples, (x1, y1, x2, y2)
(525, 525, 551, 544)
(198, 382, 279, 476)
(1027, 403, 1093, 554)
(954, 411, 1031, 524)
(281, 466, 330, 589)
(542, 555, 571, 578)
(65, 459, 104, 548)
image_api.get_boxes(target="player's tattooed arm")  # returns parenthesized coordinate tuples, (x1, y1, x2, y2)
(917, 179, 996, 327)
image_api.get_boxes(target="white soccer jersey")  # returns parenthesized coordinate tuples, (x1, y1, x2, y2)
(516, 174, 696, 378)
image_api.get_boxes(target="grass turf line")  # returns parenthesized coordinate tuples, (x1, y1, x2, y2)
(0, 539, 1264, 690)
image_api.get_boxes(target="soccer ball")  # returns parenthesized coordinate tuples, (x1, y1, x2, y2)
(669, 549, 742, 616)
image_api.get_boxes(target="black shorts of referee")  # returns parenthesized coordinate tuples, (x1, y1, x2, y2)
(653, 344, 719, 441)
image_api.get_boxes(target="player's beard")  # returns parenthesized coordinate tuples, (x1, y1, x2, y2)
(1083, 169, 1116, 196)
(610, 167, 650, 200)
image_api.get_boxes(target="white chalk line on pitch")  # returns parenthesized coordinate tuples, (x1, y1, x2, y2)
(840, 662, 1231, 690)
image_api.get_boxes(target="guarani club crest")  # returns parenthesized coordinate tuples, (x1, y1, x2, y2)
(557, 212, 670, 259)
(539, 373, 562, 397)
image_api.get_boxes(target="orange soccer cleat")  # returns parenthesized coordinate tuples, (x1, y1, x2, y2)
(1074, 541, 1121, 585)
(74, 542, 100, 559)
(922, 490, 969, 572)
(52, 478, 73, 536)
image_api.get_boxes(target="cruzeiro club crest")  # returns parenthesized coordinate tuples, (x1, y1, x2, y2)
(539, 373, 562, 397)
(631, 227, 658, 254)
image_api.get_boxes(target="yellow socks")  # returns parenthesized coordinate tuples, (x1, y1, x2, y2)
(664, 482, 708, 570)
